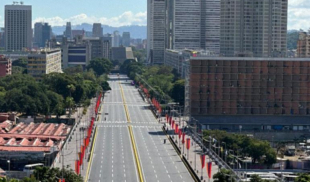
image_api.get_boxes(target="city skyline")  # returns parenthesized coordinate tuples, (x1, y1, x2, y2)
(0, 0, 308, 30)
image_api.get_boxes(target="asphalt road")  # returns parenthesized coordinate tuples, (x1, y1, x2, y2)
(88, 75, 193, 182)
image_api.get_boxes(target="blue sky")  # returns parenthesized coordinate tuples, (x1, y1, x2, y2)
(0, 0, 147, 27)
(0, 0, 309, 30)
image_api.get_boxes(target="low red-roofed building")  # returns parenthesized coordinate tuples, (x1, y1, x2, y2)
(0, 121, 72, 170)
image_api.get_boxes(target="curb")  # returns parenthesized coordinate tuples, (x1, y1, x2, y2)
(162, 126, 200, 182)
(84, 126, 98, 182)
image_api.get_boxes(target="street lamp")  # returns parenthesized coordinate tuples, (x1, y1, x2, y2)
(7, 160, 10, 181)
(222, 142, 227, 163)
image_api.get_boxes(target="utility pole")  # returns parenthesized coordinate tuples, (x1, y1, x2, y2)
(62, 147, 64, 181)
(194, 119, 197, 172)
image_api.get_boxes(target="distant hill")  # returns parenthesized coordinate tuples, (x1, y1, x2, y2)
(287, 29, 300, 50)
(52, 23, 146, 39)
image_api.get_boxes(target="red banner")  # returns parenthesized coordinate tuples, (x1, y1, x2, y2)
(178, 130, 182, 139)
(182, 133, 185, 144)
(79, 152, 82, 166)
(186, 138, 190, 150)
(75, 160, 79, 174)
(207, 162, 212, 178)
(172, 120, 175, 129)
(175, 124, 179, 134)
(200, 155, 205, 169)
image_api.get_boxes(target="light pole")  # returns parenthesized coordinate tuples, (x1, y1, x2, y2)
(222, 142, 227, 163)
(7, 160, 10, 181)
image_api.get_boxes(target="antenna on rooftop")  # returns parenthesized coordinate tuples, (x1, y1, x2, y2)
(20, 1, 24, 5)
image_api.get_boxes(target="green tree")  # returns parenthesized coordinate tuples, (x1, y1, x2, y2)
(12, 58, 27, 68)
(87, 58, 113, 76)
(33, 166, 83, 182)
(213, 169, 236, 182)
(295, 173, 310, 182)
(12, 66, 26, 75)
(170, 79, 185, 105)
(250, 174, 264, 182)
(203, 130, 277, 166)
(249, 174, 273, 182)
(63, 65, 83, 75)
(46, 91, 64, 117)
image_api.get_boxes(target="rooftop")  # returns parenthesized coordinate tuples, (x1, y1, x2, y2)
(190, 56, 310, 61)
(0, 121, 71, 152)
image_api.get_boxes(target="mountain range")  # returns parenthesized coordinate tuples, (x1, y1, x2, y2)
(52, 23, 146, 39)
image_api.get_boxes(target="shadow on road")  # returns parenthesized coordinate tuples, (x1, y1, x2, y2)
(148, 130, 167, 135)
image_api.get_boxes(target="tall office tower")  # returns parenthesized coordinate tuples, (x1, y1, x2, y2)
(113, 31, 120, 47)
(83, 36, 112, 60)
(166, 0, 201, 50)
(34, 22, 51, 48)
(92, 23, 103, 37)
(147, 0, 152, 63)
(220, 0, 288, 57)
(148, 0, 165, 65)
(201, 0, 220, 54)
(122, 32, 131, 47)
(64, 22, 72, 39)
(5, 4, 32, 51)
(102, 36, 112, 59)
(0, 28, 5, 48)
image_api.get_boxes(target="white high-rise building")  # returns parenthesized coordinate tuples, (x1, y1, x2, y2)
(202, 0, 220, 54)
(148, 0, 221, 64)
(113, 31, 120, 47)
(220, 0, 288, 57)
(147, 0, 165, 65)
(166, 0, 201, 50)
(5, 3, 32, 51)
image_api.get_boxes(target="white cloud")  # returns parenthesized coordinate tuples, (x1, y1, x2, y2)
(288, 0, 310, 30)
(33, 11, 147, 27)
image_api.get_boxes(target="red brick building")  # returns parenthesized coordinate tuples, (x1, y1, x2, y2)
(186, 57, 310, 132)
(0, 56, 11, 77)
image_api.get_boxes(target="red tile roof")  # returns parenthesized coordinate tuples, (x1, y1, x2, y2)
(0, 121, 71, 152)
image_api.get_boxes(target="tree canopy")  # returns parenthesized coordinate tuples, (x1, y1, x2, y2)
(121, 61, 185, 105)
(0, 166, 83, 182)
(213, 169, 236, 182)
(203, 130, 277, 166)
(0, 65, 110, 116)
(295, 173, 310, 182)
(87, 58, 113, 76)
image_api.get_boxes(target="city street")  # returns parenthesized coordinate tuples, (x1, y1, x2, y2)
(87, 75, 193, 182)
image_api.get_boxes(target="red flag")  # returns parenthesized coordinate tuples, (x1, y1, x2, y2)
(207, 162, 212, 178)
(172, 120, 175, 129)
(182, 133, 185, 144)
(178, 130, 182, 139)
(175, 124, 179, 134)
(77, 160, 80, 174)
(200, 155, 206, 169)
(79, 152, 82, 166)
(186, 138, 190, 150)
(75, 160, 79, 174)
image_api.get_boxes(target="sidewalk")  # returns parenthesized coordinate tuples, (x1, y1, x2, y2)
(161, 117, 219, 182)
(53, 98, 97, 177)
